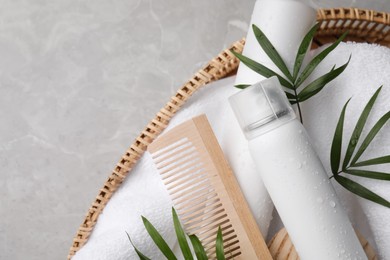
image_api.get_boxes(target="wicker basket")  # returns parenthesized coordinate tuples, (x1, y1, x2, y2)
(68, 8, 390, 259)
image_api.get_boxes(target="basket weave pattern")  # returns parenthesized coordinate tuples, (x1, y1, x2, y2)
(68, 39, 245, 259)
(68, 8, 390, 259)
(315, 8, 390, 47)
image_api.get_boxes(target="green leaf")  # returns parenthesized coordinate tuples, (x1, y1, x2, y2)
(142, 216, 177, 260)
(342, 87, 383, 170)
(284, 91, 296, 100)
(330, 98, 351, 174)
(293, 23, 319, 80)
(334, 175, 390, 208)
(297, 56, 350, 102)
(172, 208, 193, 260)
(351, 110, 390, 165)
(126, 232, 152, 260)
(234, 84, 251, 89)
(295, 30, 348, 87)
(216, 227, 225, 260)
(345, 169, 390, 181)
(232, 50, 294, 89)
(189, 235, 208, 260)
(252, 24, 293, 81)
(353, 155, 390, 167)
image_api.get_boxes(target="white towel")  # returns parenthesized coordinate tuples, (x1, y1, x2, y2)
(74, 42, 390, 259)
(302, 42, 390, 259)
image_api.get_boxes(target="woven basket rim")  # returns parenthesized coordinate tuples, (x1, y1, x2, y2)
(68, 7, 390, 259)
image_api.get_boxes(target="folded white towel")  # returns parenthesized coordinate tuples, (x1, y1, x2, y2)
(74, 42, 390, 259)
(73, 76, 274, 260)
(302, 42, 390, 259)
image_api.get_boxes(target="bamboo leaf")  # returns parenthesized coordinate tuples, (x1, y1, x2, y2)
(334, 175, 390, 208)
(285, 91, 296, 100)
(351, 110, 390, 165)
(295, 30, 348, 87)
(172, 208, 193, 260)
(342, 87, 383, 170)
(189, 235, 208, 260)
(142, 216, 177, 260)
(234, 84, 251, 89)
(345, 169, 390, 181)
(252, 24, 293, 81)
(216, 227, 225, 260)
(126, 232, 152, 260)
(330, 98, 351, 174)
(232, 50, 294, 89)
(293, 23, 319, 80)
(353, 155, 390, 167)
(298, 56, 350, 102)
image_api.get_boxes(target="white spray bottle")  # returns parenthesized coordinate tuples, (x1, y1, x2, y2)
(229, 76, 367, 260)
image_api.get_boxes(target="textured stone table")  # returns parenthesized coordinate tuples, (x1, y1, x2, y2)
(0, 0, 389, 259)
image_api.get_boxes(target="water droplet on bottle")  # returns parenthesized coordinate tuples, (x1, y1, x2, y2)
(297, 162, 302, 169)
(298, 129, 303, 134)
(340, 249, 346, 254)
(317, 197, 323, 204)
(329, 200, 336, 208)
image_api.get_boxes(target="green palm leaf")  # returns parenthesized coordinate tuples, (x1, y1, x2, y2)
(234, 84, 251, 89)
(172, 208, 193, 260)
(345, 169, 390, 181)
(293, 23, 319, 80)
(216, 227, 225, 260)
(189, 235, 208, 260)
(351, 110, 390, 165)
(141, 216, 177, 260)
(330, 98, 351, 174)
(284, 91, 296, 100)
(342, 87, 382, 170)
(295, 30, 348, 87)
(353, 155, 390, 167)
(232, 50, 294, 89)
(334, 175, 390, 208)
(298, 56, 350, 102)
(252, 24, 293, 81)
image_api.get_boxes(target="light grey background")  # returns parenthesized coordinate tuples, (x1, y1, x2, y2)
(0, 0, 389, 259)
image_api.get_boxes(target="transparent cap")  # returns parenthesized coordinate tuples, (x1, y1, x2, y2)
(229, 76, 296, 140)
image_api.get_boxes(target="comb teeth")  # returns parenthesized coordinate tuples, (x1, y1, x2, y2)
(151, 137, 241, 259)
(148, 115, 272, 260)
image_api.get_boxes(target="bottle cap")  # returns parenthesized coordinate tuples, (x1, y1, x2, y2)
(229, 76, 296, 139)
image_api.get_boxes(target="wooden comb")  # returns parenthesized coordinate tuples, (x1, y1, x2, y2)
(147, 114, 272, 260)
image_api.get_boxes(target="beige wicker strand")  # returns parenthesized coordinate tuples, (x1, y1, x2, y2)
(315, 8, 390, 47)
(69, 8, 390, 259)
(67, 39, 245, 259)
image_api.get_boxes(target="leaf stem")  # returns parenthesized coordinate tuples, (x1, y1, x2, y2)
(293, 87, 303, 124)
(330, 170, 344, 179)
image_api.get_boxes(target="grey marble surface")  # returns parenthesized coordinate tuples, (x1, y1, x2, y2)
(0, 0, 389, 259)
